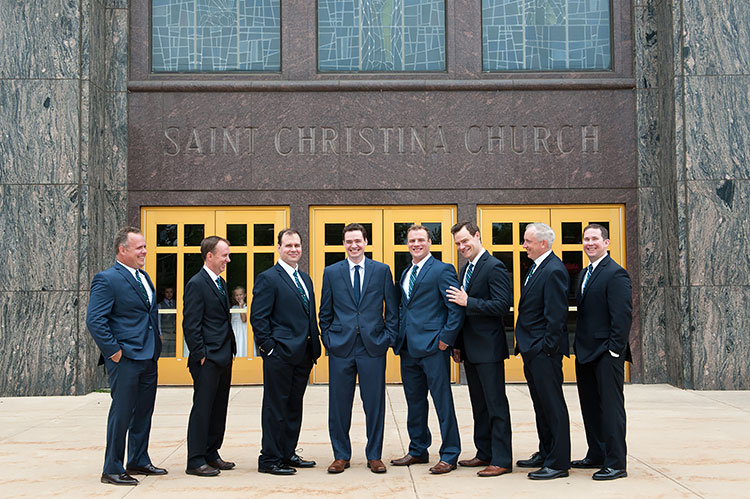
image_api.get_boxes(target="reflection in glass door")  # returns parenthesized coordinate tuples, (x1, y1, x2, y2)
(309, 206, 458, 384)
(143, 207, 289, 385)
(478, 205, 625, 382)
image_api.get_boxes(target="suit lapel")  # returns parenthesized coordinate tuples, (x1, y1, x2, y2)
(339, 260, 358, 304)
(360, 258, 374, 301)
(141, 269, 158, 310)
(408, 256, 434, 302)
(465, 251, 489, 293)
(520, 253, 554, 301)
(201, 268, 229, 311)
(276, 263, 307, 311)
(580, 255, 610, 303)
(115, 264, 149, 308)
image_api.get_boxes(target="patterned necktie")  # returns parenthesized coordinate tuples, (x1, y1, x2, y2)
(293, 270, 310, 314)
(408, 265, 419, 298)
(581, 264, 593, 293)
(523, 262, 537, 286)
(215, 276, 225, 295)
(134, 270, 150, 304)
(464, 262, 474, 289)
(353, 264, 361, 303)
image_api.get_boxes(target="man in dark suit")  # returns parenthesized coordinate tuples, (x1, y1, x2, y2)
(182, 236, 237, 477)
(514, 222, 571, 480)
(250, 228, 322, 475)
(573, 223, 632, 481)
(86, 227, 167, 486)
(446, 221, 512, 477)
(391, 225, 464, 475)
(318, 223, 399, 474)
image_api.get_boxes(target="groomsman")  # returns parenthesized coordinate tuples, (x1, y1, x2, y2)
(447, 222, 513, 477)
(318, 223, 399, 474)
(573, 224, 632, 481)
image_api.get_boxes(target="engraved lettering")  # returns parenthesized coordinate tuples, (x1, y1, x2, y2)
(379, 127, 394, 154)
(487, 126, 503, 153)
(223, 127, 239, 155)
(464, 126, 482, 154)
(410, 127, 427, 154)
(533, 126, 552, 154)
(245, 127, 257, 154)
(398, 127, 405, 154)
(298, 127, 315, 154)
(274, 127, 293, 156)
(210, 127, 217, 154)
(511, 125, 527, 155)
(322, 127, 338, 154)
(582, 125, 599, 153)
(164, 127, 180, 156)
(186, 128, 203, 154)
(345, 127, 353, 155)
(433, 126, 448, 153)
(358, 127, 375, 156)
(557, 125, 574, 154)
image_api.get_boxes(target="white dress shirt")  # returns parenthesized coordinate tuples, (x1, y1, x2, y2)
(402, 253, 432, 298)
(117, 261, 153, 304)
(348, 258, 365, 292)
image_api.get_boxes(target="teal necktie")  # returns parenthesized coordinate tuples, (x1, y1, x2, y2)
(215, 276, 225, 296)
(293, 270, 310, 314)
(464, 262, 474, 289)
(582, 264, 593, 293)
(135, 270, 150, 304)
(523, 262, 537, 286)
(408, 265, 419, 298)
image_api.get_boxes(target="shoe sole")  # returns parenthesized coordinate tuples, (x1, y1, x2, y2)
(101, 478, 138, 486)
(528, 472, 569, 480)
(593, 472, 628, 481)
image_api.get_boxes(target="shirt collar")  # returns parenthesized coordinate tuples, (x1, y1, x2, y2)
(411, 253, 432, 270)
(588, 253, 607, 271)
(117, 260, 140, 278)
(203, 264, 220, 282)
(533, 249, 553, 266)
(348, 258, 366, 271)
(469, 248, 486, 266)
(277, 258, 298, 276)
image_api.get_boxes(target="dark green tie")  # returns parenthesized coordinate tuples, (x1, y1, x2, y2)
(582, 264, 593, 293)
(293, 270, 310, 314)
(523, 262, 537, 286)
(408, 265, 419, 298)
(215, 276, 225, 296)
(135, 270, 150, 304)
(464, 262, 474, 289)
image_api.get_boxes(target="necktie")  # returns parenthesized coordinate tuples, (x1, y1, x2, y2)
(215, 276, 225, 295)
(353, 264, 361, 303)
(464, 262, 474, 289)
(523, 262, 537, 286)
(134, 270, 150, 304)
(582, 264, 593, 293)
(408, 265, 419, 298)
(293, 270, 310, 314)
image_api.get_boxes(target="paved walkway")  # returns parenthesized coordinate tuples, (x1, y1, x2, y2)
(1, 384, 749, 498)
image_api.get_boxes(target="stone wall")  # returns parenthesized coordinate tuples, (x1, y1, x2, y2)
(0, 0, 127, 395)
(635, 0, 750, 389)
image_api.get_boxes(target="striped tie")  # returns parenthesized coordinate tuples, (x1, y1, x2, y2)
(134, 270, 150, 304)
(464, 262, 474, 289)
(293, 270, 310, 314)
(523, 263, 536, 286)
(408, 265, 419, 298)
(581, 264, 593, 293)
(215, 276, 226, 295)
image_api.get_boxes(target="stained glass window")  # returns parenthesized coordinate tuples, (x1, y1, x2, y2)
(152, 0, 280, 72)
(318, 0, 446, 72)
(482, 0, 611, 71)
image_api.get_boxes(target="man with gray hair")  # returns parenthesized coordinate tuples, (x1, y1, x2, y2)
(514, 223, 571, 480)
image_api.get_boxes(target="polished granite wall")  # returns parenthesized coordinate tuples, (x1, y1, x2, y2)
(0, 0, 127, 395)
(635, 0, 750, 389)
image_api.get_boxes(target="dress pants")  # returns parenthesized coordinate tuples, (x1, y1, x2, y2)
(328, 335, 386, 461)
(187, 358, 232, 469)
(399, 349, 461, 464)
(522, 351, 571, 470)
(103, 357, 158, 474)
(464, 359, 513, 468)
(259, 347, 314, 468)
(575, 354, 627, 469)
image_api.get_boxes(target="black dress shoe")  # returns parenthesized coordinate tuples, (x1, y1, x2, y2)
(186, 464, 220, 477)
(516, 452, 544, 468)
(571, 457, 603, 469)
(208, 458, 236, 470)
(101, 472, 138, 486)
(258, 463, 297, 475)
(527, 467, 569, 480)
(126, 463, 168, 475)
(284, 454, 316, 468)
(593, 467, 628, 480)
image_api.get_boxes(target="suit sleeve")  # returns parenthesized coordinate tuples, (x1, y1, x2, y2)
(86, 273, 120, 358)
(465, 262, 511, 318)
(249, 272, 276, 355)
(542, 266, 569, 356)
(182, 278, 206, 359)
(383, 266, 400, 345)
(607, 267, 633, 356)
(318, 270, 333, 349)
(438, 264, 465, 346)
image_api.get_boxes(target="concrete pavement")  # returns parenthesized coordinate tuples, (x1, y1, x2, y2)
(1, 383, 749, 498)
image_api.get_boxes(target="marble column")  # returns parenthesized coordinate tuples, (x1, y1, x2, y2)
(0, 0, 128, 395)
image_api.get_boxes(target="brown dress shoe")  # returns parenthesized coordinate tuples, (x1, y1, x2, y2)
(458, 457, 490, 467)
(367, 459, 387, 473)
(429, 461, 457, 474)
(391, 454, 429, 466)
(327, 459, 350, 473)
(477, 465, 512, 477)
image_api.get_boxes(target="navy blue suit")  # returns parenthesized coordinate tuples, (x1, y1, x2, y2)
(515, 252, 571, 470)
(183, 268, 237, 469)
(318, 258, 399, 461)
(575, 255, 632, 470)
(455, 251, 513, 468)
(86, 263, 161, 474)
(395, 255, 464, 464)
(250, 263, 321, 468)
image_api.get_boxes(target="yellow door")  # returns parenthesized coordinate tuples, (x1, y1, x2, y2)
(143, 207, 289, 385)
(478, 205, 626, 382)
(309, 206, 459, 383)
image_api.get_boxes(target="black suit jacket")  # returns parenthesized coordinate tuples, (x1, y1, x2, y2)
(182, 268, 237, 367)
(575, 255, 633, 364)
(514, 252, 570, 357)
(250, 263, 322, 365)
(455, 251, 512, 363)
